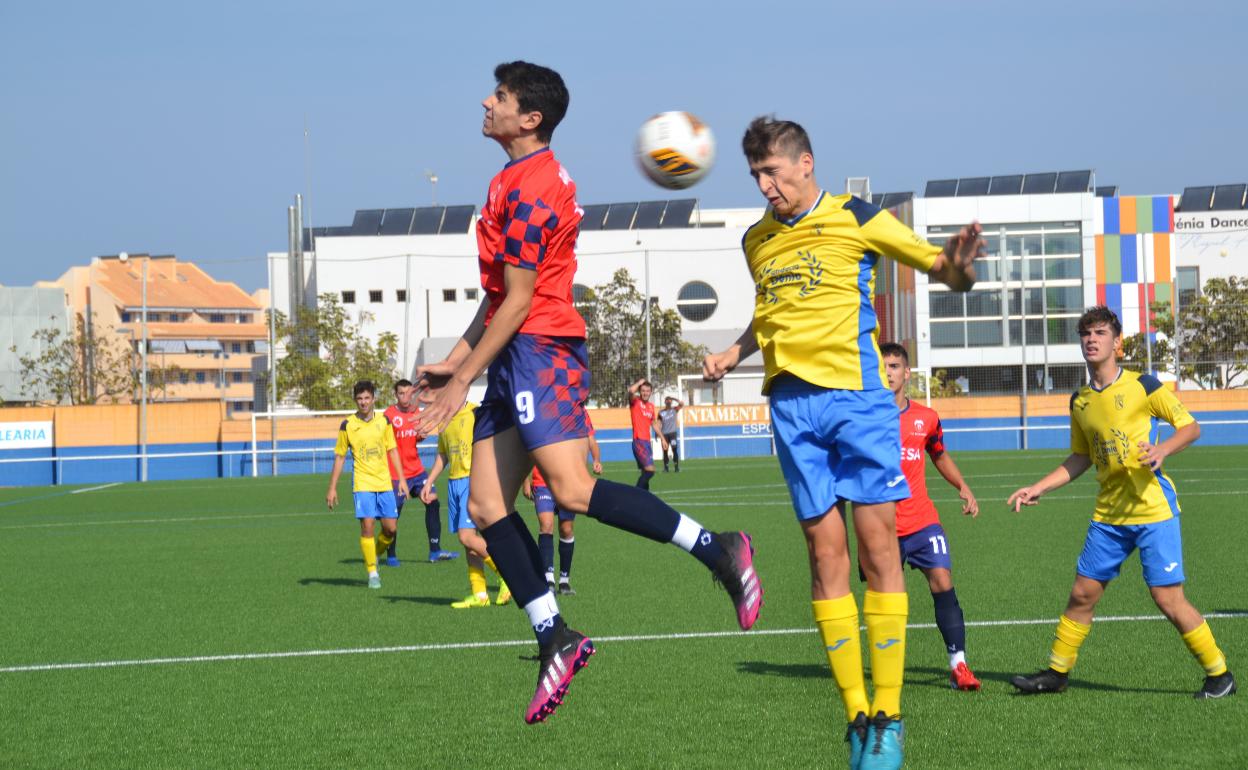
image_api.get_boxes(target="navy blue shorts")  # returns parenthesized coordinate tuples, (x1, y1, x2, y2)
(632, 438, 654, 469)
(532, 483, 575, 522)
(474, 334, 590, 451)
(392, 472, 429, 514)
(899, 523, 953, 571)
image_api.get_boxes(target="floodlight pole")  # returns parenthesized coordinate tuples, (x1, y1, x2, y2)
(268, 252, 278, 477)
(140, 258, 149, 482)
(644, 247, 653, 384)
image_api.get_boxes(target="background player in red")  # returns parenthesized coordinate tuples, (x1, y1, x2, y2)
(627, 379, 666, 489)
(881, 342, 981, 690)
(415, 61, 761, 725)
(384, 379, 459, 564)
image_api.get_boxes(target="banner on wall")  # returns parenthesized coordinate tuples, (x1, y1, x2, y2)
(0, 421, 54, 450)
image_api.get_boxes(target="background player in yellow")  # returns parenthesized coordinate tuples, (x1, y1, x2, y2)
(1008, 306, 1234, 699)
(422, 401, 511, 608)
(704, 117, 982, 770)
(326, 380, 414, 590)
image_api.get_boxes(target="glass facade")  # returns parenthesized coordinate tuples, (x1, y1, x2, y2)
(928, 222, 1083, 350)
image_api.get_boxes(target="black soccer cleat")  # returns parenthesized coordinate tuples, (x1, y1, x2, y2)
(1195, 671, 1237, 699)
(1011, 668, 1068, 694)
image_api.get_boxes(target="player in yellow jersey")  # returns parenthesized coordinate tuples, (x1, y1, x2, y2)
(422, 402, 511, 608)
(1008, 306, 1234, 699)
(704, 117, 982, 770)
(327, 380, 414, 590)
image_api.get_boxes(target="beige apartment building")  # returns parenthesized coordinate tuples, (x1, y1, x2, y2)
(47, 254, 268, 415)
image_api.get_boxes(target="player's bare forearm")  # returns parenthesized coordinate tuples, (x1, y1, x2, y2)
(388, 448, 408, 497)
(1160, 421, 1201, 458)
(1039, 453, 1092, 494)
(628, 378, 645, 398)
(426, 455, 446, 486)
(327, 455, 347, 507)
(457, 288, 532, 385)
(588, 436, 601, 465)
(455, 300, 492, 358)
(704, 321, 757, 381)
(932, 452, 969, 491)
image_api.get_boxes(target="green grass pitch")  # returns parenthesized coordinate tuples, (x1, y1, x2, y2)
(2, 447, 1245, 768)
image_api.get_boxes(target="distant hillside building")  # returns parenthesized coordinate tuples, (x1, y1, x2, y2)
(0, 286, 70, 403)
(46, 254, 268, 415)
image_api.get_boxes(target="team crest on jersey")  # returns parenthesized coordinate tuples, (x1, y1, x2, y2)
(392, 415, 404, 427)
(914, 418, 925, 432)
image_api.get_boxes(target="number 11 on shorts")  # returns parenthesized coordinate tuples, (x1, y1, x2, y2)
(929, 535, 948, 554)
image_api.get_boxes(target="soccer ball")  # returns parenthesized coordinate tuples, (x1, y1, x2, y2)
(635, 111, 715, 190)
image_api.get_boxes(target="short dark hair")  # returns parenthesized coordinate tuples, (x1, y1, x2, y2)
(393, 379, 413, 393)
(879, 342, 909, 365)
(742, 116, 814, 164)
(494, 61, 569, 143)
(640, 380, 653, 389)
(352, 380, 375, 397)
(1077, 305, 1122, 337)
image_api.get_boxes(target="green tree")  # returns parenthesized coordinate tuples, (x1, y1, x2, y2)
(1122, 277, 1248, 389)
(11, 315, 144, 405)
(580, 269, 708, 407)
(274, 293, 400, 410)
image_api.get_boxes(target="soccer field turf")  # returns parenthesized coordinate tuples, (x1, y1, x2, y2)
(2, 447, 1245, 769)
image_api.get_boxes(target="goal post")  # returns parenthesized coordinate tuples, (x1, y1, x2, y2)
(249, 410, 352, 478)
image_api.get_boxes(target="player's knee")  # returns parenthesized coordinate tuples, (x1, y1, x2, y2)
(546, 478, 592, 514)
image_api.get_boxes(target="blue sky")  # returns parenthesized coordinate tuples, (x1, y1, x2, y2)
(2, 0, 1244, 292)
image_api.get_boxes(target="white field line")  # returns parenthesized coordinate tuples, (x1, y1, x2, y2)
(68, 482, 122, 495)
(0, 510, 336, 531)
(4, 612, 1245, 675)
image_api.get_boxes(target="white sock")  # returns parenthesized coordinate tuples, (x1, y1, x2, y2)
(950, 650, 966, 669)
(523, 591, 560, 632)
(670, 513, 703, 551)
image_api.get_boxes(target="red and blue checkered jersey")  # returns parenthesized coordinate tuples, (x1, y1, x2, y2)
(895, 400, 946, 537)
(477, 147, 585, 338)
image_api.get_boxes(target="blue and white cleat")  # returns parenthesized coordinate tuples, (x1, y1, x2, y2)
(859, 711, 903, 770)
(845, 711, 868, 769)
(385, 555, 401, 567)
(428, 550, 460, 563)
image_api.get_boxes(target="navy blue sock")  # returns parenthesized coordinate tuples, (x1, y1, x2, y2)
(636, 470, 654, 489)
(558, 537, 575, 579)
(387, 531, 398, 558)
(586, 479, 723, 570)
(425, 500, 442, 553)
(538, 533, 555, 577)
(482, 512, 560, 647)
(932, 588, 966, 655)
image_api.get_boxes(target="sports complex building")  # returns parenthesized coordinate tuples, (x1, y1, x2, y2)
(1, 176, 1245, 486)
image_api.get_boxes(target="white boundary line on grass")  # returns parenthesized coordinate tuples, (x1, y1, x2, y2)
(68, 482, 122, 495)
(4, 611, 1245, 675)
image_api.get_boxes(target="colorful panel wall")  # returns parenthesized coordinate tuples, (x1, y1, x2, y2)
(1095, 195, 1175, 337)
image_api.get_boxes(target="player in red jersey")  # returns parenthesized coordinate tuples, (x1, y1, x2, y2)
(881, 343, 981, 691)
(384, 379, 459, 565)
(627, 379, 666, 489)
(415, 61, 762, 725)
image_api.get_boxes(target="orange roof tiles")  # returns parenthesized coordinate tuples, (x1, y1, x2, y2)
(96, 258, 261, 311)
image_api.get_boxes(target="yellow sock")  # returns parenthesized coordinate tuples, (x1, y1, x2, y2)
(468, 562, 487, 597)
(813, 595, 870, 721)
(1182, 621, 1228, 676)
(360, 536, 378, 574)
(1049, 614, 1091, 674)
(864, 590, 908, 718)
(376, 531, 394, 556)
(484, 556, 499, 575)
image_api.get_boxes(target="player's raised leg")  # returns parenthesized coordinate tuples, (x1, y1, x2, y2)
(534, 436, 762, 631)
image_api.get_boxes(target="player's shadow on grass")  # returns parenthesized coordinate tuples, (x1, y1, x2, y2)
(298, 577, 368, 588)
(908, 665, 1190, 695)
(380, 595, 457, 607)
(736, 661, 827, 679)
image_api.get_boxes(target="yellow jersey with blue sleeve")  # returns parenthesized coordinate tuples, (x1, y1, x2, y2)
(1069, 369, 1195, 525)
(744, 192, 941, 393)
(437, 402, 477, 480)
(334, 412, 397, 493)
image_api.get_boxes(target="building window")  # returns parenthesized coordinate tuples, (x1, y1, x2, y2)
(148, 313, 161, 322)
(369, 290, 383, 303)
(239, 314, 253, 323)
(246, 341, 256, 353)
(210, 313, 225, 323)
(464, 288, 478, 301)
(676, 281, 719, 322)
(179, 371, 189, 384)
(195, 371, 206, 384)
(342, 290, 356, 304)
(396, 289, 407, 303)
(121, 312, 132, 323)
(443, 289, 457, 302)
(231, 342, 242, 354)
(232, 372, 245, 383)
(1177, 266, 1200, 307)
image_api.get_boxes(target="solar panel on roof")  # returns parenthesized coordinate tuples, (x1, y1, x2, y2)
(1022, 173, 1058, 195)
(1211, 184, 1246, 211)
(379, 208, 415, 235)
(925, 179, 957, 198)
(1179, 186, 1214, 212)
(1095, 186, 1119, 198)
(439, 205, 475, 233)
(1055, 170, 1092, 193)
(660, 199, 697, 228)
(989, 175, 1023, 195)
(634, 201, 667, 229)
(956, 177, 989, 196)
(351, 209, 384, 235)
(409, 207, 445, 234)
(602, 202, 638, 230)
(877, 192, 913, 209)
(579, 204, 609, 231)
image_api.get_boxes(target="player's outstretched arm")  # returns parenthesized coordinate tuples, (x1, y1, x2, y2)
(416, 266, 537, 437)
(1138, 421, 1200, 471)
(628, 378, 646, 400)
(421, 454, 446, 504)
(387, 447, 410, 499)
(932, 452, 978, 517)
(703, 322, 758, 382)
(1006, 453, 1092, 512)
(327, 454, 347, 509)
(927, 221, 984, 292)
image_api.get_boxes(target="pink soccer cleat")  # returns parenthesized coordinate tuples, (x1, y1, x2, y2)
(525, 625, 595, 724)
(712, 531, 763, 630)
